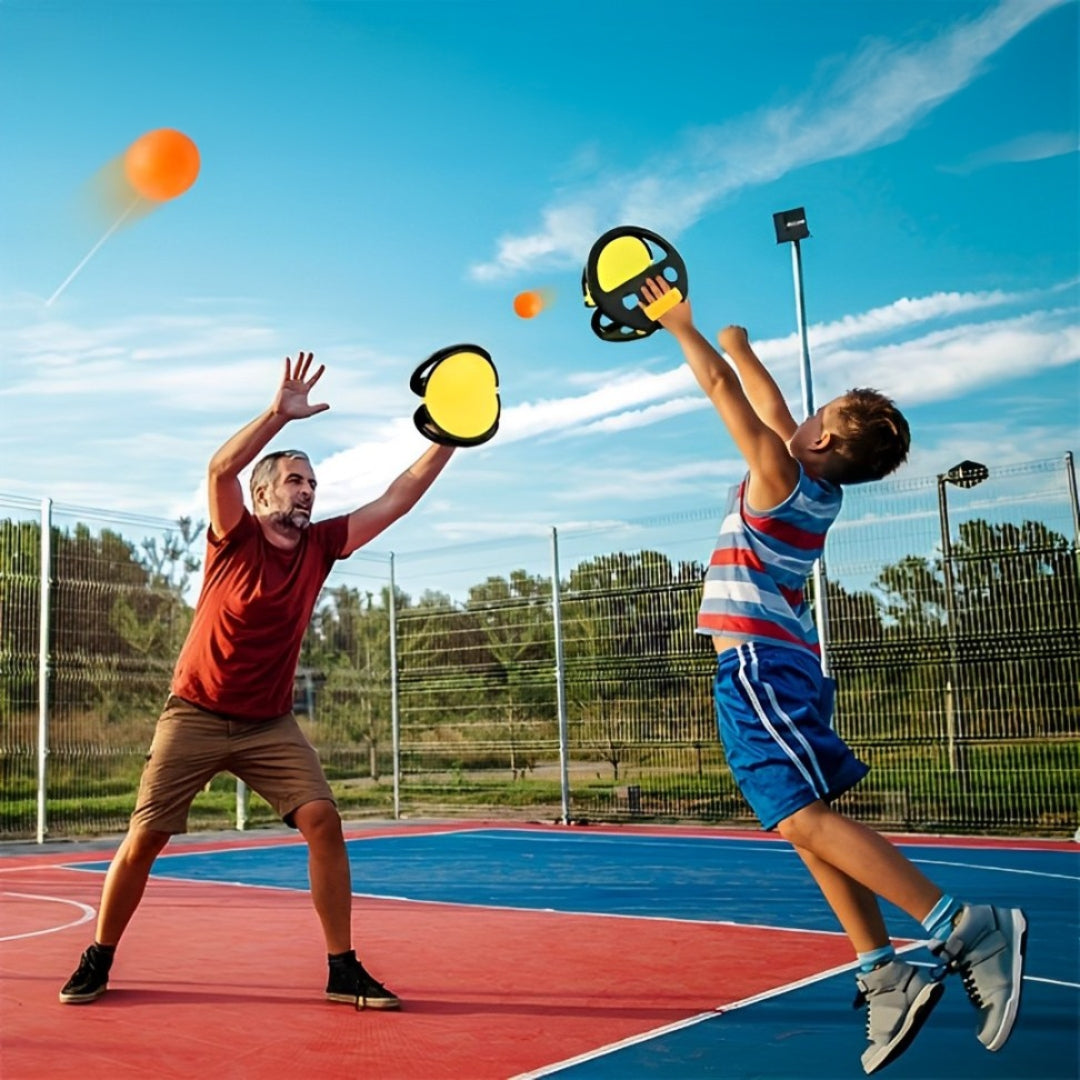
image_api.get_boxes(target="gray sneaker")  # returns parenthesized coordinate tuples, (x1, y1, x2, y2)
(853, 959, 944, 1074)
(930, 904, 1027, 1051)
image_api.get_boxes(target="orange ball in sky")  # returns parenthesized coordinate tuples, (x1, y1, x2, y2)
(124, 128, 201, 201)
(513, 290, 543, 319)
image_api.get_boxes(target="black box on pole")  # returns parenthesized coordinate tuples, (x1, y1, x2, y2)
(773, 207, 810, 244)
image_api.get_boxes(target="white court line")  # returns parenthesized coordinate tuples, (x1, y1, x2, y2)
(0, 891, 95, 942)
(419, 831, 1080, 882)
(506, 947, 905, 1079)
(466, 828, 1079, 856)
(1027, 975, 1080, 990)
(508, 941, 1078, 1079)
(0, 863, 80, 874)
(508, 1009, 721, 1079)
(912, 857, 1080, 882)
(407, 830, 1080, 884)
(58, 865, 856, 938)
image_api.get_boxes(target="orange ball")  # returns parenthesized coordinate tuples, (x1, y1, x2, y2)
(124, 128, 200, 201)
(513, 290, 543, 319)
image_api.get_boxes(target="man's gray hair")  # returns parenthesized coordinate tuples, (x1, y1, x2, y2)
(249, 450, 311, 501)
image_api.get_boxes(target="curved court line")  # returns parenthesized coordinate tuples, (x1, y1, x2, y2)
(913, 857, 1080, 882)
(0, 891, 95, 942)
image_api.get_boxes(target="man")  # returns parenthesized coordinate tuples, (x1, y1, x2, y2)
(60, 351, 456, 1009)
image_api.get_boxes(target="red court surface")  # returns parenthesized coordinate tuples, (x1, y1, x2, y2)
(0, 826, 861, 1080)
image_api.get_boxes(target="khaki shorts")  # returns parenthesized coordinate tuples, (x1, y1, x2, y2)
(131, 695, 335, 834)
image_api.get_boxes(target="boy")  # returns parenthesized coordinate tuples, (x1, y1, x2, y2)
(641, 276, 1027, 1074)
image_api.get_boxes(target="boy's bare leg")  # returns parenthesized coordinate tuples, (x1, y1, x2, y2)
(778, 801, 942, 922)
(791, 844, 890, 953)
(789, 824, 946, 1074)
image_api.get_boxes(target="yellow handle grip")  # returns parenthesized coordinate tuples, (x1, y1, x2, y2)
(642, 287, 683, 322)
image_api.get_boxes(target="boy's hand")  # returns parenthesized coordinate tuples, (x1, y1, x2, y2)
(639, 275, 692, 334)
(718, 325, 750, 355)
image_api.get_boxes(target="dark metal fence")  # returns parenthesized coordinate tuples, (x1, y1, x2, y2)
(1, 454, 1076, 840)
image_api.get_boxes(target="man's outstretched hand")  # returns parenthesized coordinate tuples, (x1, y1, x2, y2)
(272, 352, 330, 420)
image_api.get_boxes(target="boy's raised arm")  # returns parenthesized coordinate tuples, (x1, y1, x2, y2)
(642, 277, 798, 509)
(718, 326, 798, 442)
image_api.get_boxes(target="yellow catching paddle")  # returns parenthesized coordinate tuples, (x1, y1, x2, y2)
(410, 344, 500, 447)
(581, 226, 688, 342)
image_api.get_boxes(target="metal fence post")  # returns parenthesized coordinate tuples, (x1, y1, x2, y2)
(236, 779, 249, 830)
(775, 209, 831, 674)
(1065, 451, 1078, 548)
(36, 498, 52, 844)
(389, 552, 401, 820)
(551, 528, 570, 825)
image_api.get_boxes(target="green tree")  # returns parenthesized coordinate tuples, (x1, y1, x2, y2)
(302, 584, 393, 780)
(464, 571, 556, 779)
(562, 550, 693, 778)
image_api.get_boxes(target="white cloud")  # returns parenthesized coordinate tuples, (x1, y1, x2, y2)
(572, 396, 707, 435)
(408, 296, 1077, 452)
(469, 0, 1068, 280)
(2, 282, 1074, 543)
(810, 308, 1080, 403)
(497, 367, 695, 442)
(0, 308, 416, 423)
(99, 290, 1076, 520)
(901, 420, 1079, 480)
(944, 130, 1080, 173)
(554, 458, 746, 505)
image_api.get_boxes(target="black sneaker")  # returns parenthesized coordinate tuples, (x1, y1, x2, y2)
(326, 950, 401, 1010)
(59, 944, 114, 1004)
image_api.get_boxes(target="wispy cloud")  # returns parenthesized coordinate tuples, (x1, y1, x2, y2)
(502, 290, 1079, 447)
(469, 0, 1068, 281)
(0, 307, 416, 420)
(554, 458, 746, 505)
(943, 130, 1080, 173)
(810, 307, 1080, 403)
(310, 287, 1077, 519)
(3, 280, 1074, 535)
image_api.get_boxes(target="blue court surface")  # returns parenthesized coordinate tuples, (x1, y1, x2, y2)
(71, 826, 1080, 1078)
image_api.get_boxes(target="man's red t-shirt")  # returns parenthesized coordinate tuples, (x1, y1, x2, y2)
(171, 509, 349, 719)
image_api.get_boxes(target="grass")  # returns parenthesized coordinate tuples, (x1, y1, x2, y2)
(3, 739, 1076, 840)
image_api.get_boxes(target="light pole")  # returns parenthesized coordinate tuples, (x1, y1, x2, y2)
(936, 459, 989, 776)
(773, 207, 831, 673)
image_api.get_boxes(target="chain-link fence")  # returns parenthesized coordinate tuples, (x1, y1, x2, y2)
(2, 454, 1077, 841)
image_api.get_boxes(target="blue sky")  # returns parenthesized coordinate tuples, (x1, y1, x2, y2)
(1, 0, 1077, 568)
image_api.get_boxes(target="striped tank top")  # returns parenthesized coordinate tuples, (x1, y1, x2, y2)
(696, 466, 842, 655)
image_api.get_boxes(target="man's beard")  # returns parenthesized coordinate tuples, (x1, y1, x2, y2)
(268, 507, 311, 532)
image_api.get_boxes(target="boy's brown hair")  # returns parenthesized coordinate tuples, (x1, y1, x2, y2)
(830, 388, 910, 484)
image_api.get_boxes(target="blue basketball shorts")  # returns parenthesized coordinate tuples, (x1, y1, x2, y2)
(712, 641, 869, 830)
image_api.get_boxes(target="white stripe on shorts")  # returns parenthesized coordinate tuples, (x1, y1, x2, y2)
(736, 643, 828, 799)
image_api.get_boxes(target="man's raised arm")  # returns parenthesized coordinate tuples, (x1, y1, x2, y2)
(343, 443, 455, 556)
(207, 352, 328, 537)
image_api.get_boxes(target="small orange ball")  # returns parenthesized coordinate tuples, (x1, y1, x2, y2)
(513, 290, 543, 319)
(124, 128, 200, 202)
